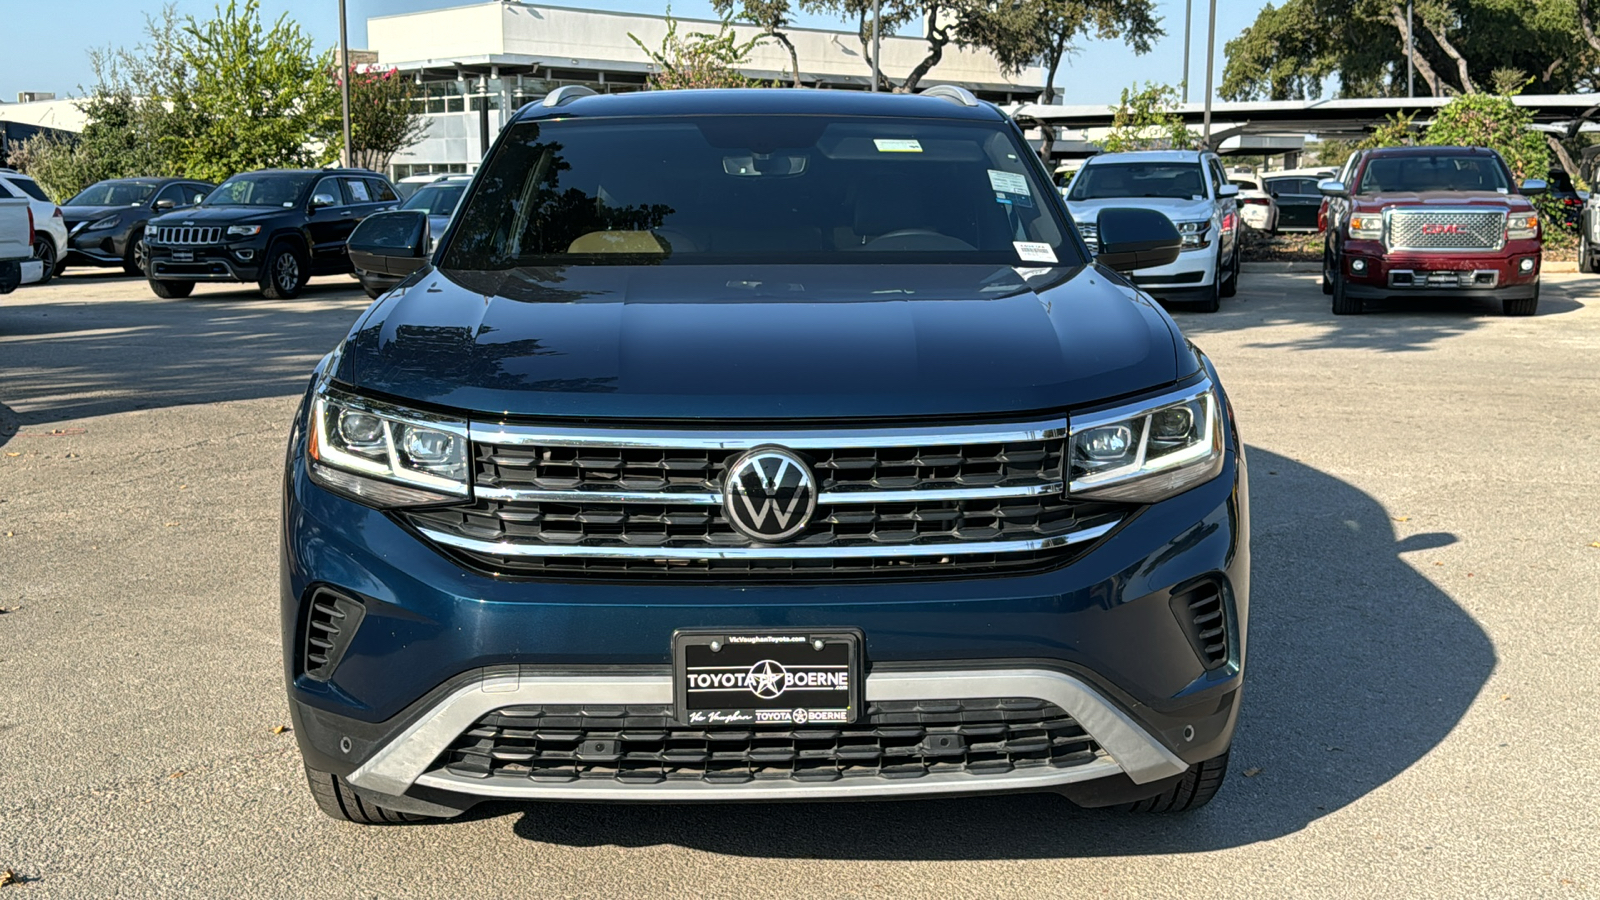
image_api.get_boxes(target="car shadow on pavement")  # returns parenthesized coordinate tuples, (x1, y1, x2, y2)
(497, 446, 1495, 857)
(1171, 275, 1587, 354)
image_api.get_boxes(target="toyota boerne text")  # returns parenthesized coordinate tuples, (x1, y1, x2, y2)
(282, 87, 1249, 824)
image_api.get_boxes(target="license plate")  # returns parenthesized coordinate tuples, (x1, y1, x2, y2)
(172, 249, 194, 262)
(673, 628, 861, 726)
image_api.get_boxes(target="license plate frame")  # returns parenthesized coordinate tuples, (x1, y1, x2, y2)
(672, 628, 862, 727)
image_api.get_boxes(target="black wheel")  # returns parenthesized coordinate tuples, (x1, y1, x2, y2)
(123, 230, 147, 276)
(304, 764, 426, 825)
(1581, 231, 1597, 275)
(32, 238, 57, 285)
(1193, 269, 1221, 313)
(1330, 270, 1362, 315)
(259, 241, 308, 299)
(1219, 246, 1239, 298)
(148, 278, 195, 299)
(1122, 751, 1230, 813)
(1502, 281, 1539, 316)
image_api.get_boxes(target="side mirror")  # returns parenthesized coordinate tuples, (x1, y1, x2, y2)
(310, 193, 338, 209)
(1318, 180, 1348, 197)
(154, 198, 176, 210)
(1094, 208, 1182, 273)
(1217, 184, 1240, 199)
(347, 210, 430, 277)
(1519, 178, 1548, 195)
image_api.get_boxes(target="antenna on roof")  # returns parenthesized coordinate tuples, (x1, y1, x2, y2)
(920, 85, 980, 108)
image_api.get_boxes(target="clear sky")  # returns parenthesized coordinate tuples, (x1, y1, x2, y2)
(0, 0, 1271, 106)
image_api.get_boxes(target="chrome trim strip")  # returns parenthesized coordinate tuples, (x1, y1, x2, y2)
(473, 482, 1066, 507)
(1068, 377, 1213, 435)
(346, 668, 1188, 799)
(469, 419, 1069, 450)
(417, 519, 1118, 559)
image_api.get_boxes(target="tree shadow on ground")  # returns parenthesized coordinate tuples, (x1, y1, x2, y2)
(0, 279, 369, 436)
(1165, 274, 1588, 354)
(488, 446, 1494, 858)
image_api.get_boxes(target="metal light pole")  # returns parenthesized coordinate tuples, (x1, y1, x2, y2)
(1406, 0, 1415, 97)
(339, 0, 353, 168)
(1181, 0, 1192, 104)
(871, 0, 881, 92)
(1201, 0, 1216, 147)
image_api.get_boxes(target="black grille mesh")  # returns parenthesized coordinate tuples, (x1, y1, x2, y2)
(437, 698, 1101, 786)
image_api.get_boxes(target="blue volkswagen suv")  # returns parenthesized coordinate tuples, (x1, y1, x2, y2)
(282, 87, 1249, 823)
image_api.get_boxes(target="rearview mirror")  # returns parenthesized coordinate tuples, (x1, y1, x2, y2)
(347, 210, 430, 277)
(1094, 208, 1182, 273)
(1317, 180, 1348, 197)
(153, 198, 176, 210)
(310, 193, 338, 209)
(1519, 178, 1548, 195)
(1217, 184, 1239, 199)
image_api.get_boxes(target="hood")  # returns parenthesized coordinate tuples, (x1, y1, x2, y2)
(150, 206, 283, 226)
(1066, 196, 1214, 225)
(1353, 190, 1535, 212)
(338, 264, 1189, 421)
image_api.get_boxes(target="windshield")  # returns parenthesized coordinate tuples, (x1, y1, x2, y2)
(403, 183, 466, 216)
(1069, 163, 1208, 200)
(68, 181, 159, 207)
(1357, 155, 1511, 194)
(441, 115, 1075, 269)
(203, 173, 314, 207)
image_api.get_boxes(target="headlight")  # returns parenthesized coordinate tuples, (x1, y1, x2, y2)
(226, 224, 262, 238)
(86, 215, 119, 231)
(1506, 214, 1539, 240)
(1176, 220, 1211, 249)
(1069, 381, 1225, 503)
(1348, 214, 1383, 240)
(307, 385, 469, 507)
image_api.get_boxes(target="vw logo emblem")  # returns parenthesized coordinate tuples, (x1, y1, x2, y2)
(723, 446, 816, 542)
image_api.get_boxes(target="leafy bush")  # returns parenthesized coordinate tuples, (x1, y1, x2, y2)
(1101, 83, 1196, 153)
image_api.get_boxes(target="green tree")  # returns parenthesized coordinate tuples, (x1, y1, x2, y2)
(341, 67, 428, 173)
(630, 11, 770, 89)
(1101, 82, 1197, 152)
(965, 0, 1161, 159)
(1422, 91, 1548, 180)
(169, 0, 339, 182)
(711, 0, 803, 86)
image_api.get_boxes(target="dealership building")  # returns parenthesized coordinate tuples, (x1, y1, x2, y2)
(365, 1, 1047, 178)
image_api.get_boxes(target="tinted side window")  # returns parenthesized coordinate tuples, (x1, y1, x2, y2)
(5, 177, 51, 202)
(1206, 160, 1223, 196)
(155, 184, 189, 207)
(186, 184, 211, 205)
(311, 177, 344, 206)
(343, 177, 373, 204)
(366, 178, 398, 203)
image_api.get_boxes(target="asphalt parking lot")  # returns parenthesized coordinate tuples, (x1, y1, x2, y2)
(2, 268, 1597, 898)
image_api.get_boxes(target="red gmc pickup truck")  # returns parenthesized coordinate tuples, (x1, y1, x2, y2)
(1319, 145, 1545, 316)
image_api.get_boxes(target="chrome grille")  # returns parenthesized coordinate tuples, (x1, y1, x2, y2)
(152, 225, 222, 245)
(1077, 222, 1099, 253)
(1386, 210, 1505, 251)
(437, 698, 1101, 786)
(404, 421, 1121, 579)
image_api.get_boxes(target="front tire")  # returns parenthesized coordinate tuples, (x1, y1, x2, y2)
(32, 237, 58, 285)
(303, 764, 426, 825)
(1219, 245, 1239, 298)
(1502, 281, 1539, 316)
(1321, 243, 1335, 294)
(259, 241, 308, 300)
(1581, 231, 1597, 274)
(148, 278, 195, 299)
(1122, 750, 1230, 813)
(1330, 271, 1362, 315)
(123, 230, 147, 276)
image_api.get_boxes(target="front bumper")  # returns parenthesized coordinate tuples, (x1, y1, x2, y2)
(146, 245, 260, 281)
(282, 398, 1250, 810)
(1128, 244, 1222, 296)
(1340, 240, 1541, 299)
(64, 224, 131, 266)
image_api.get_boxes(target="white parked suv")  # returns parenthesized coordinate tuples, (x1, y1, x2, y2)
(0, 169, 68, 285)
(1065, 150, 1241, 311)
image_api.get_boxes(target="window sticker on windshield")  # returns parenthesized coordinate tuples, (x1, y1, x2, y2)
(1014, 241, 1058, 264)
(873, 139, 923, 153)
(989, 169, 1034, 208)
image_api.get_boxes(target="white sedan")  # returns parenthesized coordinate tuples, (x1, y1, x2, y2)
(1229, 176, 1279, 233)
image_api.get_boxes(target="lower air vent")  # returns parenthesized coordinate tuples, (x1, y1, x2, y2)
(1171, 581, 1229, 670)
(303, 589, 366, 681)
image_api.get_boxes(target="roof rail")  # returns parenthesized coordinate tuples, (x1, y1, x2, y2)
(542, 85, 599, 108)
(920, 85, 980, 108)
